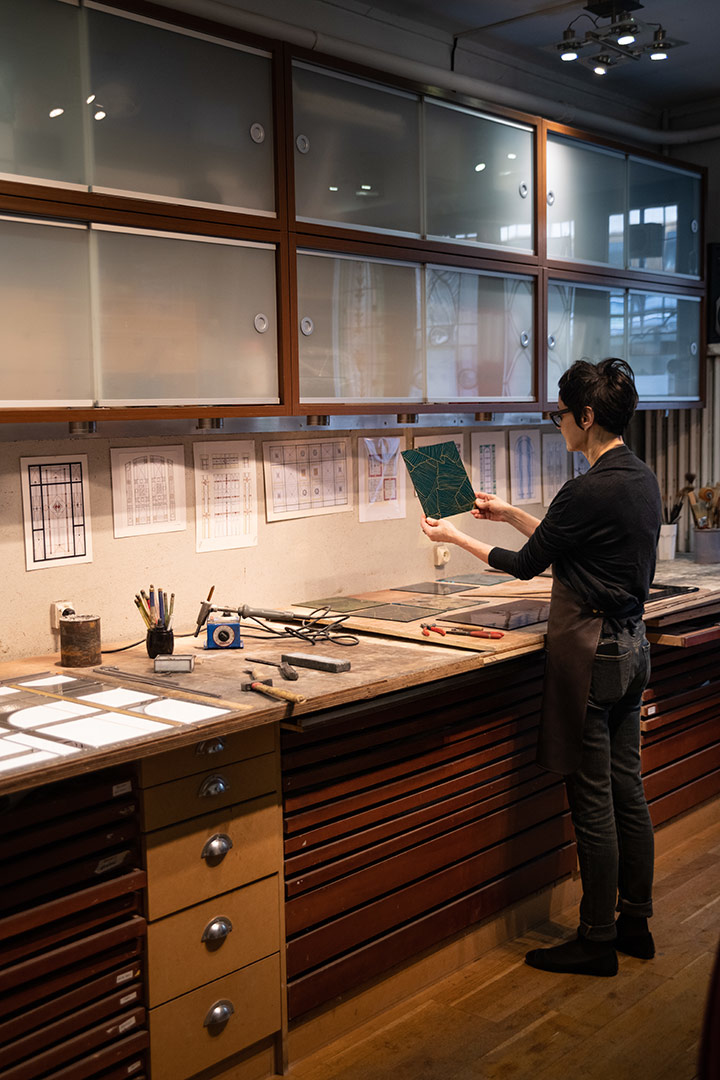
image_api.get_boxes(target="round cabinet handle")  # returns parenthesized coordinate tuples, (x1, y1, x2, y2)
(547, 335, 556, 349)
(300, 316, 314, 337)
(520, 331, 530, 348)
(547, 190, 555, 206)
(201, 916, 233, 944)
(519, 182, 529, 199)
(198, 774, 228, 798)
(195, 737, 226, 757)
(296, 134, 310, 154)
(254, 313, 269, 334)
(203, 999, 235, 1028)
(250, 122, 265, 144)
(201, 833, 234, 862)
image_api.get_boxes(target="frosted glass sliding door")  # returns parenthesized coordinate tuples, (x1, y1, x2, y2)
(628, 291, 700, 400)
(547, 282, 624, 397)
(425, 101, 534, 252)
(293, 64, 421, 235)
(94, 227, 278, 405)
(297, 252, 422, 402)
(0, 0, 84, 185)
(87, 8, 275, 213)
(628, 159, 701, 277)
(547, 135, 624, 267)
(0, 217, 93, 404)
(426, 267, 534, 400)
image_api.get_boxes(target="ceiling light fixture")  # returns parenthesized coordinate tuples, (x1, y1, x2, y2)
(550, 3, 685, 75)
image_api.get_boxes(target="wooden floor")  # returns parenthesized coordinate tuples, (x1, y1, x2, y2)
(287, 815, 720, 1080)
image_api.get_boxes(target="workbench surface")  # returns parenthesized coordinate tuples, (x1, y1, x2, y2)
(1, 559, 718, 797)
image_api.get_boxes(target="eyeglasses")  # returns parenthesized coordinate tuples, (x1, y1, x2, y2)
(549, 408, 572, 429)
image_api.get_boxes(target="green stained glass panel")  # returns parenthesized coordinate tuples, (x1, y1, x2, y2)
(401, 441, 476, 519)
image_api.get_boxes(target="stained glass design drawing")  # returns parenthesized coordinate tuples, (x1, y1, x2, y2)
(470, 431, 508, 501)
(541, 432, 569, 507)
(401, 441, 476, 519)
(263, 439, 352, 521)
(20, 456, 93, 570)
(509, 429, 541, 505)
(193, 440, 257, 551)
(359, 437, 406, 522)
(110, 445, 186, 538)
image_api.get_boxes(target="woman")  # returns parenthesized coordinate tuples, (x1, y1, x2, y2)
(420, 358, 662, 977)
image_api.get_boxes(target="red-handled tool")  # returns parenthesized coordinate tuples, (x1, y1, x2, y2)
(420, 623, 446, 637)
(444, 627, 504, 639)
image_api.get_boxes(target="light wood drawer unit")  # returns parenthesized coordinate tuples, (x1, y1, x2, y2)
(146, 875, 280, 1007)
(138, 727, 275, 788)
(144, 794, 282, 920)
(141, 752, 276, 832)
(149, 953, 281, 1080)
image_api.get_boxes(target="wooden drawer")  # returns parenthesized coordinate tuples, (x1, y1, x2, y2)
(141, 753, 276, 832)
(144, 794, 281, 921)
(149, 953, 281, 1080)
(138, 726, 275, 788)
(147, 875, 280, 1007)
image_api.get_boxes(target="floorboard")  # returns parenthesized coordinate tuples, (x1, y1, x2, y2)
(286, 816, 720, 1080)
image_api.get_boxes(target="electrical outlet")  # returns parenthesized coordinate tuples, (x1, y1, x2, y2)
(51, 601, 76, 630)
(433, 545, 451, 567)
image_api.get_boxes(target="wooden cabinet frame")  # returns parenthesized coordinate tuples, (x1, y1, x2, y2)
(0, 0, 707, 423)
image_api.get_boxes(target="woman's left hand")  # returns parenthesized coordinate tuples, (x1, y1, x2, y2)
(420, 515, 461, 545)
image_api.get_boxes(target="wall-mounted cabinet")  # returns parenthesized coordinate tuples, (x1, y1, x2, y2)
(547, 279, 701, 402)
(0, 216, 279, 406)
(297, 251, 535, 405)
(0, 0, 707, 421)
(547, 132, 702, 279)
(0, 0, 276, 216)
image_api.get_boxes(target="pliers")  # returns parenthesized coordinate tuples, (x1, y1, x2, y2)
(444, 626, 505, 639)
(420, 623, 446, 637)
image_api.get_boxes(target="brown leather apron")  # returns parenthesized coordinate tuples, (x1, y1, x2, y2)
(537, 577, 604, 775)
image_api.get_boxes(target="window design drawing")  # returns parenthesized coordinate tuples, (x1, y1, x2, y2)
(124, 454, 177, 527)
(20, 456, 93, 570)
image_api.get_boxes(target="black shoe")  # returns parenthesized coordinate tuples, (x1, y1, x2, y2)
(615, 913, 655, 959)
(525, 933, 618, 977)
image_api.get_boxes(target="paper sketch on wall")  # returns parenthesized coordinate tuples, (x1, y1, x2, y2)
(20, 455, 93, 570)
(470, 431, 508, 502)
(541, 432, 569, 507)
(359, 437, 406, 522)
(193, 440, 257, 552)
(110, 445, 186, 538)
(509, 430, 541, 505)
(263, 439, 352, 522)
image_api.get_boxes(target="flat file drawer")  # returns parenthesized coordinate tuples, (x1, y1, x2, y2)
(140, 752, 276, 832)
(144, 794, 281, 921)
(149, 953, 281, 1080)
(146, 875, 280, 1007)
(138, 726, 275, 788)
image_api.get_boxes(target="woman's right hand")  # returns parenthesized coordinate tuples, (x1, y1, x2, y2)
(472, 491, 513, 522)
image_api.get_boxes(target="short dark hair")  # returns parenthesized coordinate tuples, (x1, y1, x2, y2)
(558, 357, 638, 436)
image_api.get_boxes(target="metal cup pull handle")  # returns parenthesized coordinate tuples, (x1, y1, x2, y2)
(201, 916, 233, 944)
(198, 774, 228, 798)
(203, 999, 235, 1028)
(201, 833, 233, 862)
(195, 737, 226, 756)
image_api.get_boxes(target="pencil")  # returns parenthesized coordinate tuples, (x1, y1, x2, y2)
(135, 597, 151, 628)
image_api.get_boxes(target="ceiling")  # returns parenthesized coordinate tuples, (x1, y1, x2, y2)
(341, 0, 720, 113)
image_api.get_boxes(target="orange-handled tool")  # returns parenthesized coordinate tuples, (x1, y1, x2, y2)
(420, 623, 446, 637)
(444, 627, 504, 640)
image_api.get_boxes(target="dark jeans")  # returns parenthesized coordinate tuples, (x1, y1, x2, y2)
(564, 620, 655, 942)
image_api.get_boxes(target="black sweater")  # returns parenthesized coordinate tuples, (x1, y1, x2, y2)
(488, 445, 663, 618)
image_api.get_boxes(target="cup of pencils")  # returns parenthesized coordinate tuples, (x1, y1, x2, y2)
(135, 586, 175, 658)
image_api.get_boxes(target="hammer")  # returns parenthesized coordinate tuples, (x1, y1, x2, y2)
(241, 669, 306, 705)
